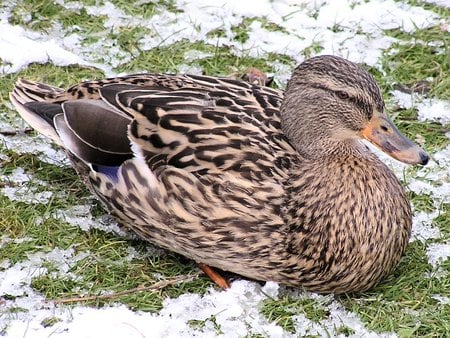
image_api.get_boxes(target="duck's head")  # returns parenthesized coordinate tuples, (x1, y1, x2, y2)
(280, 55, 429, 165)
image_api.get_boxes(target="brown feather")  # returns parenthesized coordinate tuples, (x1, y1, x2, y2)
(9, 55, 423, 293)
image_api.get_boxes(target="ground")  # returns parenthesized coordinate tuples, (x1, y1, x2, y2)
(0, 0, 449, 337)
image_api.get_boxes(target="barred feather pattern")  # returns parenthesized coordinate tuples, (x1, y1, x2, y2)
(10, 58, 413, 293)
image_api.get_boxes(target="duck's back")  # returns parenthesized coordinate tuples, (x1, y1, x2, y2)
(11, 74, 300, 281)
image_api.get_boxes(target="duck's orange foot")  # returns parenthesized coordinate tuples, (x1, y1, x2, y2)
(198, 263, 230, 289)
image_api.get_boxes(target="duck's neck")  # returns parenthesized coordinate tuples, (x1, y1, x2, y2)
(294, 137, 370, 162)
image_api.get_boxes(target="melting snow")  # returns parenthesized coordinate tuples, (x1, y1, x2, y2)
(0, 167, 54, 204)
(0, 21, 90, 74)
(391, 90, 450, 124)
(0, 132, 69, 165)
(432, 295, 450, 304)
(53, 204, 128, 237)
(417, 99, 450, 124)
(426, 242, 450, 271)
(0, 0, 449, 337)
(411, 211, 441, 242)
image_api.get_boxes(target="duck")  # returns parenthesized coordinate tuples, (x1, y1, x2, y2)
(10, 55, 429, 294)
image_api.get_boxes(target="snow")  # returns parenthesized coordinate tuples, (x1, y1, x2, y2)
(417, 99, 450, 124)
(391, 90, 450, 124)
(411, 211, 441, 242)
(0, 168, 54, 204)
(426, 242, 450, 271)
(0, 20, 90, 74)
(0, 0, 449, 337)
(432, 295, 450, 304)
(0, 0, 440, 74)
(0, 131, 69, 165)
(53, 204, 125, 235)
(423, 0, 450, 7)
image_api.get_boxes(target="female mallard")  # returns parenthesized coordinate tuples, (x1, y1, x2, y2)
(10, 55, 428, 293)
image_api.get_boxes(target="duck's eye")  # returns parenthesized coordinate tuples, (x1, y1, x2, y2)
(336, 91, 350, 100)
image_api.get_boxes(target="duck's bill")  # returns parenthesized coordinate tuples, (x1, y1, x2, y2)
(360, 114, 429, 165)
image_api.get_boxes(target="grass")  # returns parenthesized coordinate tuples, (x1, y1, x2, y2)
(1, 0, 449, 336)
(260, 296, 331, 334)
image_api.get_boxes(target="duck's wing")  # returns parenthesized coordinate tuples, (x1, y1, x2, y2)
(10, 74, 296, 278)
(88, 81, 293, 277)
(103, 75, 294, 179)
(10, 74, 294, 177)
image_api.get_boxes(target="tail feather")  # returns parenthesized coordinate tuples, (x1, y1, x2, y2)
(11, 78, 65, 105)
(9, 79, 65, 144)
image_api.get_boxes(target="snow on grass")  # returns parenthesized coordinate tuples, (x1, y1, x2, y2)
(417, 99, 450, 125)
(0, 0, 449, 337)
(432, 295, 450, 305)
(157, 0, 437, 66)
(0, 167, 54, 204)
(292, 302, 396, 338)
(391, 90, 450, 124)
(2, 281, 278, 338)
(53, 204, 126, 236)
(0, 132, 69, 166)
(0, 248, 90, 336)
(0, 0, 441, 74)
(423, 0, 450, 7)
(0, 21, 90, 74)
(426, 241, 450, 272)
(411, 210, 441, 242)
(2, 280, 396, 338)
(390, 89, 450, 244)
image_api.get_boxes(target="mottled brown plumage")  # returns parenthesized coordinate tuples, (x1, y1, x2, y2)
(10, 55, 428, 293)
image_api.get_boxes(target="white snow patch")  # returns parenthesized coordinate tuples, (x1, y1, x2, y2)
(0, 132, 69, 165)
(0, 248, 90, 335)
(417, 98, 450, 124)
(410, 144, 450, 205)
(1, 167, 32, 184)
(1, 281, 283, 338)
(423, 0, 450, 7)
(279, 289, 396, 337)
(54, 204, 126, 236)
(391, 90, 450, 124)
(0, 248, 88, 296)
(0, 0, 441, 75)
(293, 301, 397, 338)
(426, 241, 450, 270)
(411, 210, 441, 242)
(0, 168, 54, 204)
(2, 185, 53, 204)
(391, 90, 416, 110)
(1, 280, 399, 337)
(0, 21, 89, 74)
(156, 281, 284, 337)
(0, 235, 32, 246)
(432, 295, 450, 304)
(41, 0, 437, 70)
(271, 61, 294, 87)
(177, 63, 203, 75)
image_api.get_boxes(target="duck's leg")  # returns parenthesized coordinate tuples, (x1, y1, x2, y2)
(198, 263, 230, 289)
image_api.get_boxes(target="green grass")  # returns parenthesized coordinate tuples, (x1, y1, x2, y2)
(341, 241, 450, 336)
(383, 26, 450, 100)
(8, 0, 107, 35)
(1, 0, 449, 336)
(261, 296, 331, 334)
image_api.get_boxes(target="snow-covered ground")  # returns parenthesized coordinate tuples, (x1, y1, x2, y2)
(0, 0, 449, 337)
